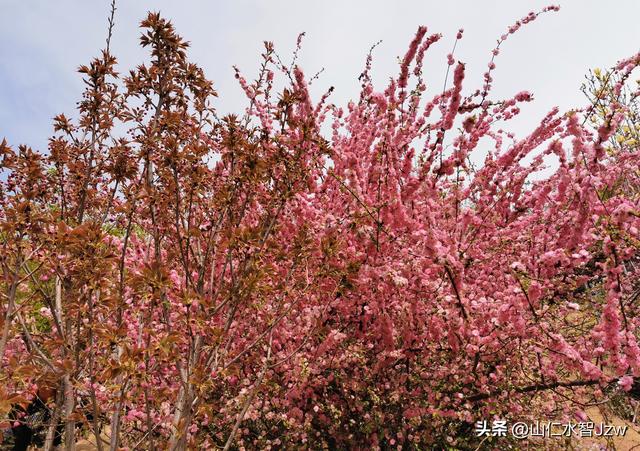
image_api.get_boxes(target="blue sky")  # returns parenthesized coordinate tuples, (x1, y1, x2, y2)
(1, 0, 639, 152)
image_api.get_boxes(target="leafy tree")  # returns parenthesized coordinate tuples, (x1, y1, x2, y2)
(583, 66, 640, 154)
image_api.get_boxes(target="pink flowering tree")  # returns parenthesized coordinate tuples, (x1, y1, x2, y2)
(1, 5, 639, 450)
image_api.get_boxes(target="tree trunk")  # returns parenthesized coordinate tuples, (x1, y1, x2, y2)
(43, 386, 64, 451)
(63, 374, 76, 451)
(168, 336, 202, 450)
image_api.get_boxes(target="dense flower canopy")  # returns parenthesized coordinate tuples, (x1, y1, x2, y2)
(1, 5, 639, 450)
